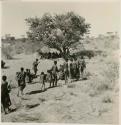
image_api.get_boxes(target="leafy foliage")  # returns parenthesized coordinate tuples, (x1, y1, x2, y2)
(26, 12, 90, 57)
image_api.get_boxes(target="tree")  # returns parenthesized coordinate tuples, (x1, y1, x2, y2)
(26, 12, 90, 58)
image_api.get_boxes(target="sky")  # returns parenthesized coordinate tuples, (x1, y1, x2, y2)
(1, 1, 120, 38)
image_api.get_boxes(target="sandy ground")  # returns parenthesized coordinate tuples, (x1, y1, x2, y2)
(1, 53, 119, 123)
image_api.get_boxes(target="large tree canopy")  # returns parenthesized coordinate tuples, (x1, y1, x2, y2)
(26, 12, 90, 58)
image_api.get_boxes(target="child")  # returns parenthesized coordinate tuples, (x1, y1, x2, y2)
(1, 75, 11, 114)
(40, 72, 46, 91)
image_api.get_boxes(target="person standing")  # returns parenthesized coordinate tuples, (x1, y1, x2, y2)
(33, 59, 40, 76)
(51, 61, 59, 87)
(25, 69, 30, 83)
(1, 75, 11, 114)
(73, 58, 77, 79)
(17, 67, 26, 97)
(63, 59, 69, 84)
(69, 58, 74, 80)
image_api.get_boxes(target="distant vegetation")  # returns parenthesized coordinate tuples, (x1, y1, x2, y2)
(1, 31, 119, 59)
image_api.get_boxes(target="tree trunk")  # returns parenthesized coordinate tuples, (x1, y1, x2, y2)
(58, 47, 70, 59)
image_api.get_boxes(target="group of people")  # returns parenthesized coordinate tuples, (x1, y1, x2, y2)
(1, 56, 86, 114)
(34, 56, 86, 91)
(1, 67, 35, 114)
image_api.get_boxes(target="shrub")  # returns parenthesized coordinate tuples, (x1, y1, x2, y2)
(2, 45, 14, 59)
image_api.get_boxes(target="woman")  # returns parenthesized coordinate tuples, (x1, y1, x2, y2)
(1, 75, 11, 114)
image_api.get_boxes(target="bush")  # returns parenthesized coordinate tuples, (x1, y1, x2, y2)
(75, 50, 95, 59)
(2, 45, 14, 59)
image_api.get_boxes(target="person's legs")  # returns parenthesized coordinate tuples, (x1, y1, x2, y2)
(6, 95, 11, 112)
(53, 74, 56, 86)
(55, 75, 58, 86)
(1, 98, 7, 114)
(22, 84, 26, 95)
(34, 68, 37, 76)
(76, 68, 80, 80)
(81, 67, 84, 78)
(3, 106, 7, 114)
(17, 87, 20, 97)
(35, 70, 37, 76)
(41, 80, 45, 91)
(50, 81, 51, 87)
(29, 74, 32, 83)
(21, 89, 23, 96)
(8, 94, 12, 106)
(41, 84, 43, 90)
(44, 83, 45, 90)
(52, 81, 54, 87)
(17, 81, 20, 96)
(18, 86, 22, 97)
(65, 73, 67, 84)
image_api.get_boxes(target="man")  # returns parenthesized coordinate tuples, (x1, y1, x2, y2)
(33, 59, 40, 76)
(17, 67, 26, 97)
(51, 61, 59, 87)
(63, 58, 69, 84)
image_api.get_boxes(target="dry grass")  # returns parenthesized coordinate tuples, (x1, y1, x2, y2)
(1, 34, 119, 123)
(2, 45, 14, 59)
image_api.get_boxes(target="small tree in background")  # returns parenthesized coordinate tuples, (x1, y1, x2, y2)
(26, 12, 90, 58)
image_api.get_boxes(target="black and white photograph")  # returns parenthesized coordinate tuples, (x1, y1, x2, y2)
(1, 0, 120, 124)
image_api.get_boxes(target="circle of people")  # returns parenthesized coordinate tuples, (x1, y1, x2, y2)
(1, 56, 86, 114)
